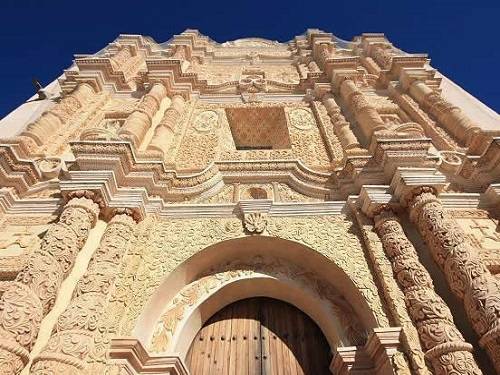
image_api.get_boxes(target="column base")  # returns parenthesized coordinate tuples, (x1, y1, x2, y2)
(109, 337, 188, 375)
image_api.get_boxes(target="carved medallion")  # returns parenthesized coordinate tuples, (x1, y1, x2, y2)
(193, 110, 218, 133)
(288, 108, 316, 130)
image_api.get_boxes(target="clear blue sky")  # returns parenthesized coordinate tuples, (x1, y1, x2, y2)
(1, 0, 499, 118)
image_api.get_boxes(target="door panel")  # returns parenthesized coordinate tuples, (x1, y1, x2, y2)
(186, 297, 331, 375)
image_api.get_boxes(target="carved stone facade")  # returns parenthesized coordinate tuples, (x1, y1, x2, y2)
(0, 29, 498, 374)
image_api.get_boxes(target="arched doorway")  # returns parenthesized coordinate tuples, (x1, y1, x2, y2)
(185, 297, 331, 375)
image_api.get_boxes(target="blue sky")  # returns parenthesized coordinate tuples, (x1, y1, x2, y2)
(1, 0, 498, 118)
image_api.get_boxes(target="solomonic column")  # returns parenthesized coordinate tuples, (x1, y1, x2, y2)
(322, 93, 360, 150)
(21, 83, 96, 146)
(118, 82, 168, 147)
(30, 209, 138, 375)
(339, 78, 387, 142)
(147, 94, 186, 156)
(406, 79, 480, 144)
(407, 186, 500, 372)
(373, 207, 482, 375)
(0, 193, 100, 374)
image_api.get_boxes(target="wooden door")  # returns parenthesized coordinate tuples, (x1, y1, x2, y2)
(186, 297, 331, 375)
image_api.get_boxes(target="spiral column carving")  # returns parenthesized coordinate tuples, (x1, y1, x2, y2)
(374, 207, 482, 374)
(30, 210, 138, 375)
(0, 195, 100, 374)
(408, 186, 500, 372)
(118, 83, 168, 147)
(339, 78, 387, 141)
(147, 94, 186, 156)
(21, 83, 96, 146)
(407, 81, 480, 144)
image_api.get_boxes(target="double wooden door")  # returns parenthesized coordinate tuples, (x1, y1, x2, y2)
(186, 297, 331, 375)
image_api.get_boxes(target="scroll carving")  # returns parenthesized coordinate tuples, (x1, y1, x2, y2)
(408, 187, 500, 372)
(0, 196, 99, 374)
(30, 212, 137, 374)
(374, 208, 482, 375)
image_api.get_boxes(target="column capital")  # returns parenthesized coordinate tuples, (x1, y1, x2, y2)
(331, 70, 361, 92)
(390, 167, 447, 206)
(358, 185, 399, 218)
(108, 207, 143, 223)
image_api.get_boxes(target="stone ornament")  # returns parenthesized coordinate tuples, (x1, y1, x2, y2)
(288, 108, 316, 130)
(30, 211, 138, 374)
(0, 28, 499, 374)
(0, 195, 99, 374)
(192, 110, 218, 133)
(243, 212, 268, 234)
(374, 207, 482, 375)
(407, 186, 500, 373)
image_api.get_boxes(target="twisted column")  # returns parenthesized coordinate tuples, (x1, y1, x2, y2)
(0, 195, 100, 374)
(30, 210, 138, 374)
(374, 208, 482, 375)
(408, 81, 480, 144)
(339, 79, 387, 141)
(408, 187, 500, 372)
(322, 93, 360, 150)
(118, 83, 167, 147)
(22, 83, 96, 146)
(147, 95, 186, 156)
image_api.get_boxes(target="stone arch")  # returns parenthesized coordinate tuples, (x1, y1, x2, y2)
(133, 235, 381, 360)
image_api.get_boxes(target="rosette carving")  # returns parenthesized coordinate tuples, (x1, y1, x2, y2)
(374, 208, 482, 374)
(30, 212, 137, 374)
(408, 187, 500, 372)
(0, 196, 99, 375)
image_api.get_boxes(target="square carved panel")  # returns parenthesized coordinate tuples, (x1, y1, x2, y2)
(225, 107, 292, 150)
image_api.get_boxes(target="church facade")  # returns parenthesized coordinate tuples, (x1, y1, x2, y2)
(0, 29, 499, 374)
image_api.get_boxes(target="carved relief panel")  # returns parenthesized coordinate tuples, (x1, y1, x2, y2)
(449, 209, 500, 275)
(174, 101, 336, 171)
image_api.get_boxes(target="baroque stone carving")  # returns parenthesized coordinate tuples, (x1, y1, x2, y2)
(31, 211, 137, 374)
(407, 187, 500, 372)
(149, 256, 367, 354)
(374, 207, 482, 375)
(192, 110, 219, 133)
(0, 196, 99, 374)
(243, 212, 268, 233)
(288, 107, 316, 130)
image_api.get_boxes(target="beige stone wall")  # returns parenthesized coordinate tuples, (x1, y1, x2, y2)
(0, 29, 499, 375)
